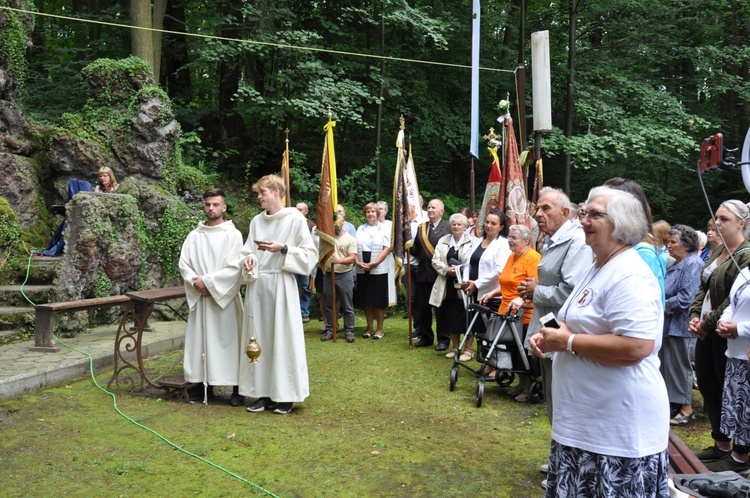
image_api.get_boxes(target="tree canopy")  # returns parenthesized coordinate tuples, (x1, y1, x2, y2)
(13, 0, 750, 227)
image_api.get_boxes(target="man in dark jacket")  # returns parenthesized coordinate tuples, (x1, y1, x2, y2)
(410, 199, 450, 349)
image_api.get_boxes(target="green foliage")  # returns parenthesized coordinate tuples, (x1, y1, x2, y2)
(0, 197, 21, 252)
(0, 8, 28, 88)
(137, 201, 196, 282)
(91, 272, 112, 298)
(81, 56, 154, 105)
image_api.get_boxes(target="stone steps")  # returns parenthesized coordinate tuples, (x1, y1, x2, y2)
(0, 305, 35, 338)
(0, 256, 61, 340)
(0, 285, 55, 307)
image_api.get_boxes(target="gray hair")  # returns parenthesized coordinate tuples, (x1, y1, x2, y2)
(586, 186, 648, 246)
(449, 213, 468, 227)
(509, 224, 532, 240)
(376, 201, 388, 212)
(668, 224, 699, 254)
(696, 230, 707, 248)
(539, 186, 571, 210)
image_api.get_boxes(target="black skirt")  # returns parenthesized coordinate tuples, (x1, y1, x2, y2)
(357, 251, 388, 308)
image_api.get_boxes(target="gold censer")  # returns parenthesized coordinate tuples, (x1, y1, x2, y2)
(245, 336, 261, 363)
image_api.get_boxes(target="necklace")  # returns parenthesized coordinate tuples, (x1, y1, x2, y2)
(562, 244, 628, 322)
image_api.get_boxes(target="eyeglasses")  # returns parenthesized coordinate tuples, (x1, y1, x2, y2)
(582, 209, 608, 221)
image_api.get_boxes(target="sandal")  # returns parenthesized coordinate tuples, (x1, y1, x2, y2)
(459, 349, 474, 362)
(670, 411, 696, 426)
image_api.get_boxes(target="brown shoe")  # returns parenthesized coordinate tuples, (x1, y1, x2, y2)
(321, 331, 333, 341)
(346, 332, 355, 343)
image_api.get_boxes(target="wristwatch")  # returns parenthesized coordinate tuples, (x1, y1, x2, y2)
(280, 245, 288, 254)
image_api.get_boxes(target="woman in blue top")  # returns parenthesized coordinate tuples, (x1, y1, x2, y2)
(662, 224, 703, 425)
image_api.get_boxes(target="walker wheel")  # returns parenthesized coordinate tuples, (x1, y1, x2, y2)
(476, 380, 485, 407)
(530, 380, 545, 404)
(497, 371, 515, 387)
(449, 365, 459, 392)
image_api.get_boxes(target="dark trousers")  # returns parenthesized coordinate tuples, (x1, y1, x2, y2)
(409, 265, 420, 333)
(695, 332, 729, 442)
(416, 281, 448, 345)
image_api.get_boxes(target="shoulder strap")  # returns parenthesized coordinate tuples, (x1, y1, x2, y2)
(420, 223, 437, 259)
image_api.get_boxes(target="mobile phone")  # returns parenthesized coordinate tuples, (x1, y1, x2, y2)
(540, 312, 560, 329)
(254, 240, 266, 245)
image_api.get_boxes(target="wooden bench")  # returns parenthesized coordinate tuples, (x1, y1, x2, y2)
(32, 295, 132, 352)
(668, 428, 709, 475)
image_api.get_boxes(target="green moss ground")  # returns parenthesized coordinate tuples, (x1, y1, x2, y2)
(0, 314, 713, 497)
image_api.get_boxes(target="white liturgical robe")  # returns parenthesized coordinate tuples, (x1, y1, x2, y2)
(238, 207, 318, 403)
(179, 220, 244, 387)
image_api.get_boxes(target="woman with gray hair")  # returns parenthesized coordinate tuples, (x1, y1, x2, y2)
(430, 213, 475, 359)
(530, 186, 669, 497)
(662, 224, 703, 426)
(689, 199, 750, 464)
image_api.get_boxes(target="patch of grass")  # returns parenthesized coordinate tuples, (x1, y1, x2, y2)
(0, 315, 712, 497)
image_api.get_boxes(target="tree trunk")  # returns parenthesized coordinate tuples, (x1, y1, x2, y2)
(152, 0, 167, 84)
(163, 0, 191, 102)
(130, 0, 154, 74)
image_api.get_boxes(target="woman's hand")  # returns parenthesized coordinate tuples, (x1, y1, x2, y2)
(462, 281, 477, 294)
(536, 321, 573, 353)
(717, 320, 738, 340)
(479, 288, 499, 304)
(688, 317, 708, 339)
(447, 265, 456, 277)
(508, 297, 525, 313)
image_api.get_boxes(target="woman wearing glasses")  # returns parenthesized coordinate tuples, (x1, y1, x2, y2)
(530, 186, 669, 497)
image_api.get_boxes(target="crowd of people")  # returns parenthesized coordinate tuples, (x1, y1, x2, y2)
(177, 173, 750, 495)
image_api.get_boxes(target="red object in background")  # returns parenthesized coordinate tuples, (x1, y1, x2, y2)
(700, 134, 723, 172)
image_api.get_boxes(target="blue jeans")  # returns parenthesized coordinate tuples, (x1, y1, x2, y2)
(294, 273, 311, 318)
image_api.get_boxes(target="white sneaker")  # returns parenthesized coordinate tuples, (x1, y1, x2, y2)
(540, 463, 548, 474)
(541, 479, 548, 490)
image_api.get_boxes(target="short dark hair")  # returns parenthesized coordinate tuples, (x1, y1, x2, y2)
(203, 188, 225, 200)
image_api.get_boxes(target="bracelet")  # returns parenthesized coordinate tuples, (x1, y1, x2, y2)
(566, 334, 577, 355)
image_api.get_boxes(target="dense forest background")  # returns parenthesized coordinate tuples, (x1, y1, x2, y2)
(12, 0, 750, 228)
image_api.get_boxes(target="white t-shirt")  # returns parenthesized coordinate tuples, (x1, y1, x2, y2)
(552, 248, 669, 458)
(719, 266, 750, 360)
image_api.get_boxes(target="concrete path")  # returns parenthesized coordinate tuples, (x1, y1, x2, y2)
(0, 320, 186, 400)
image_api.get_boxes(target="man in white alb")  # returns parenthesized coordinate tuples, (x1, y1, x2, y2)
(240, 175, 318, 415)
(179, 188, 245, 406)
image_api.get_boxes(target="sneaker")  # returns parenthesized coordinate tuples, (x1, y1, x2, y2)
(273, 402, 293, 414)
(302, 316, 310, 323)
(345, 332, 355, 343)
(539, 463, 549, 474)
(704, 455, 750, 475)
(321, 331, 333, 341)
(695, 445, 732, 462)
(541, 479, 548, 490)
(229, 393, 246, 407)
(246, 397, 276, 413)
